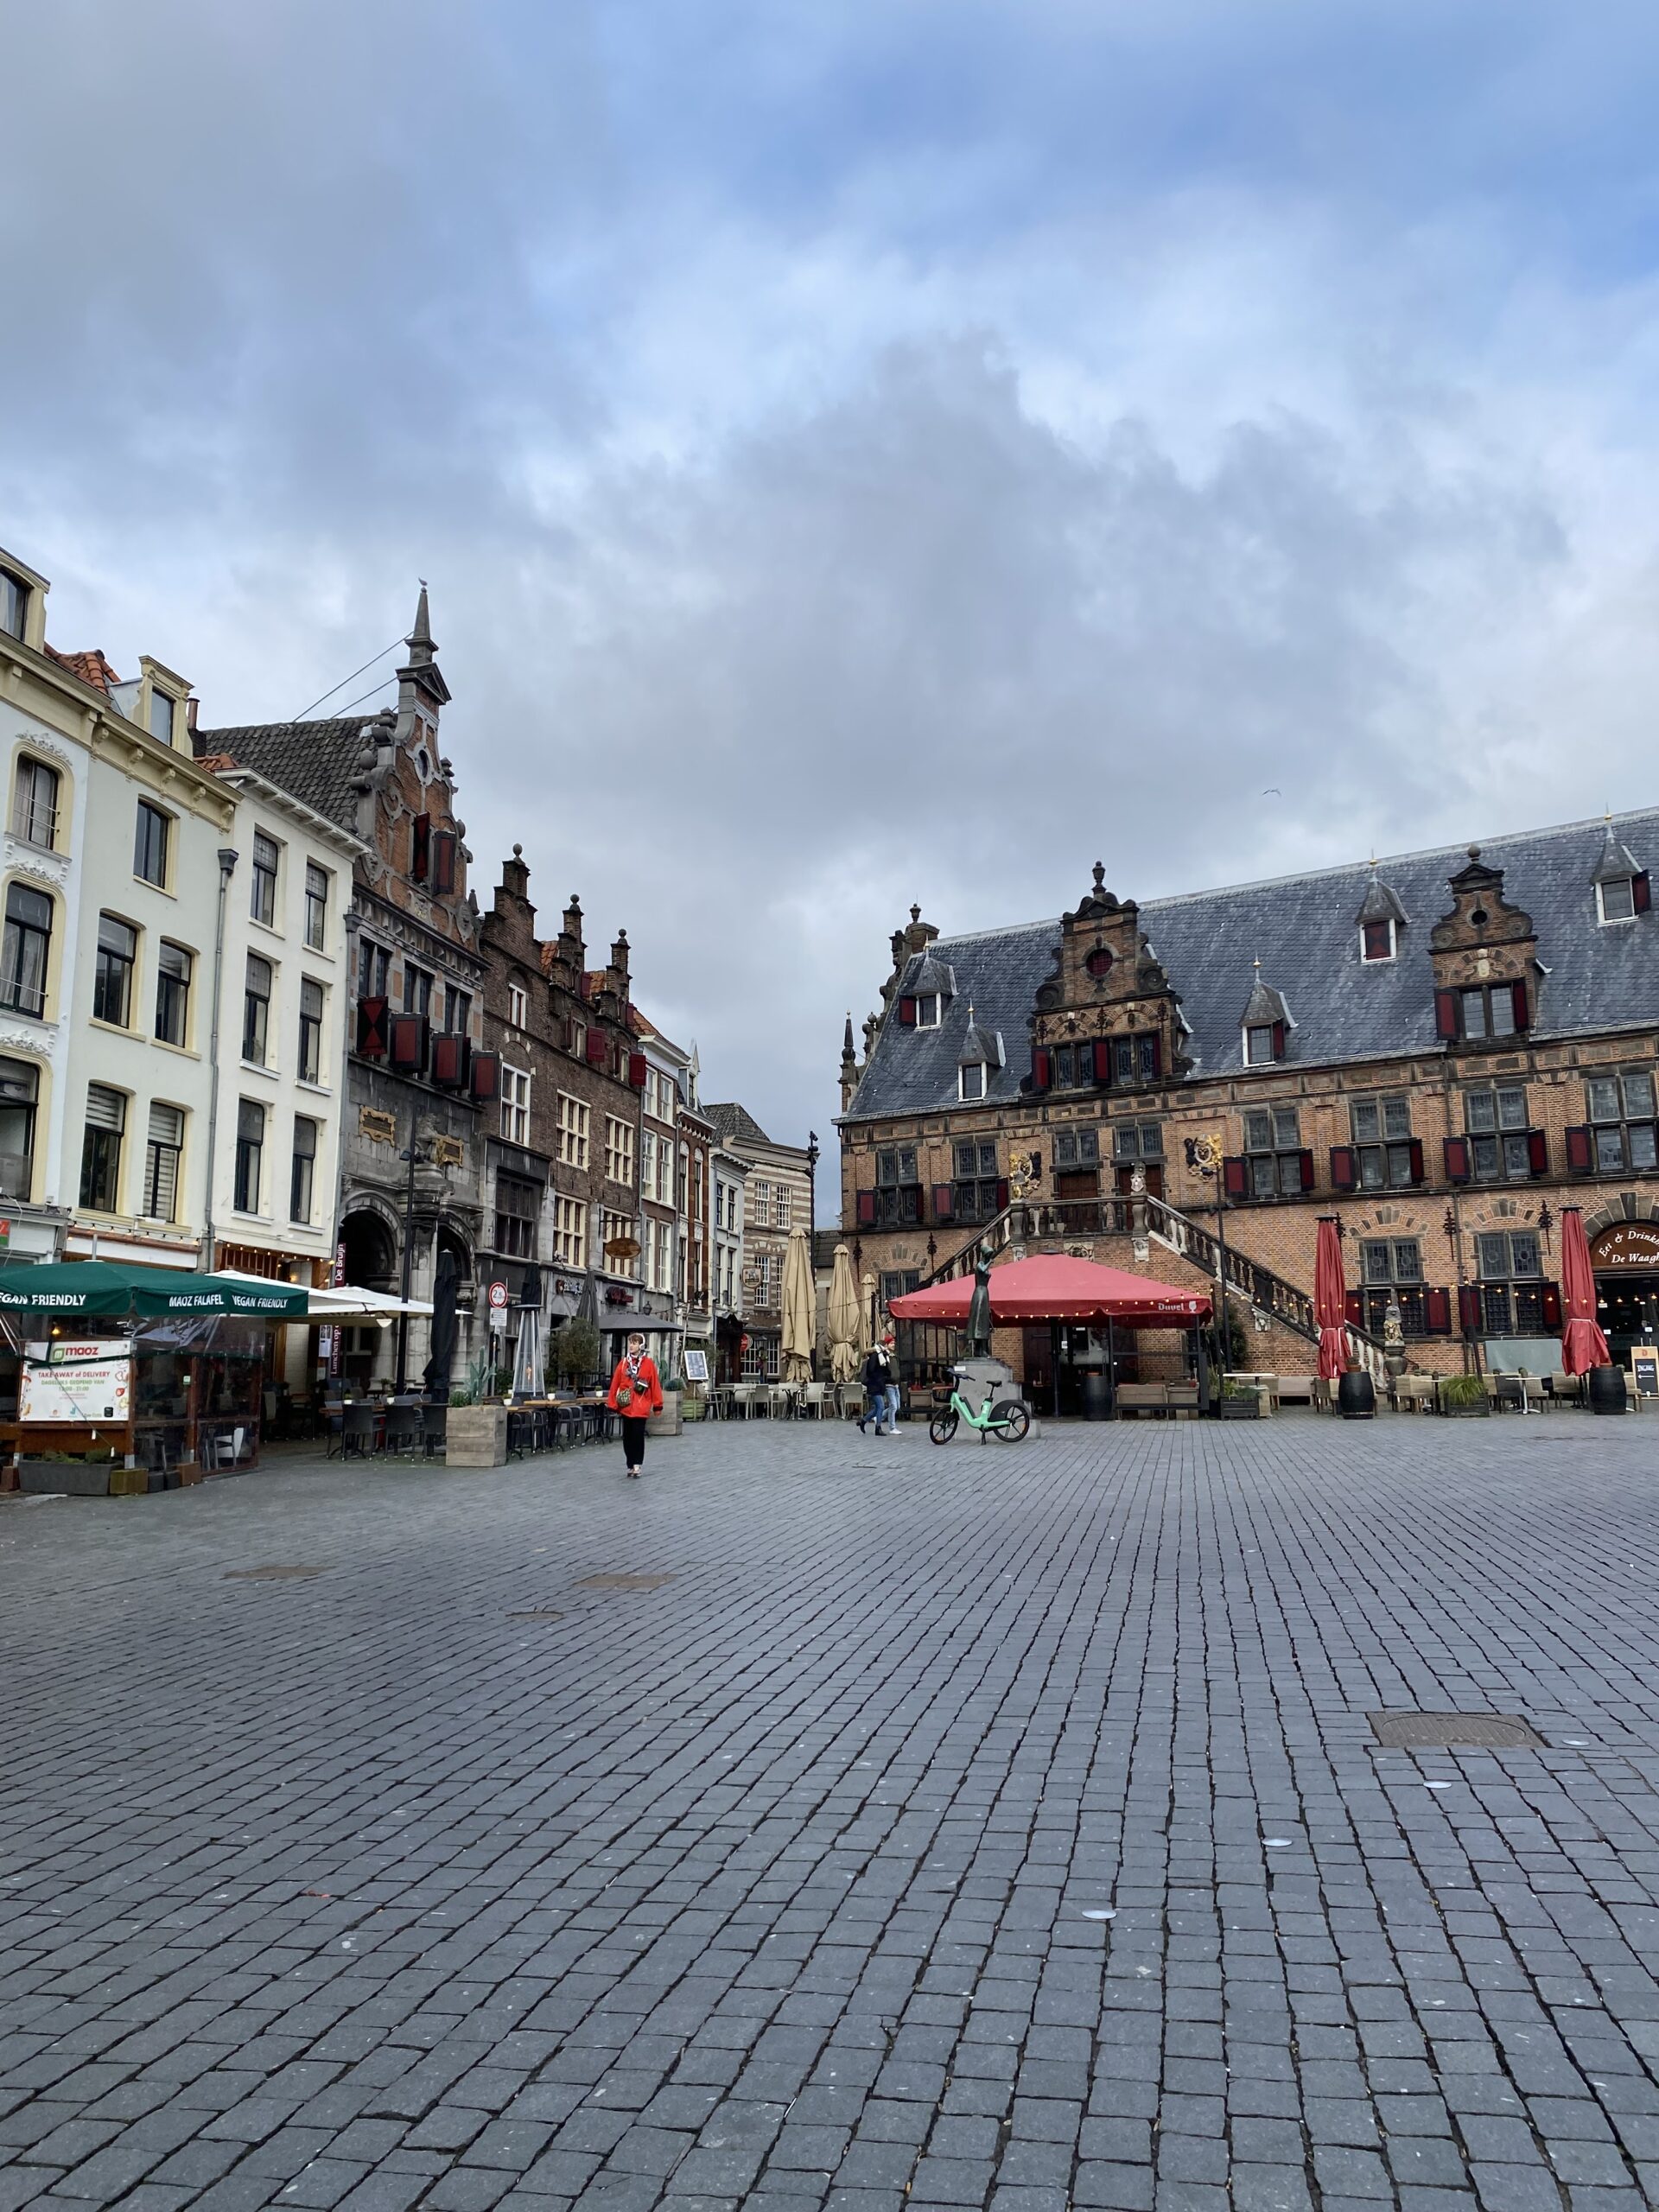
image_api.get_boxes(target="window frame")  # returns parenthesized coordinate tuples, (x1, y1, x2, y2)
(142, 1103, 186, 1224)
(0, 881, 52, 1019)
(289, 1115, 318, 1224)
(250, 831, 281, 928)
(556, 1090, 590, 1169)
(297, 977, 325, 1084)
(134, 799, 171, 888)
(242, 953, 273, 1066)
(494, 1172, 540, 1260)
(1349, 1093, 1416, 1191)
(914, 994, 942, 1029)
(303, 862, 330, 951)
(155, 939, 192, 1046)
(0, 569, 27, 643)
(0, 1056, 40, 1202)
(1242, 1104, 1305, 1198)
(233, 1099, 265, 1214)
(10, 755, 60, 850)
(1598, 876, 1637, 925)
(92, 912, 137, 1029)
(500, 1064, 531, 1147)
(1360, 917, 1396, 963)
(79, 1084, 127, 1213)
(958, 1060, 988, 1101)
(1584, 1069, 1659, 1173)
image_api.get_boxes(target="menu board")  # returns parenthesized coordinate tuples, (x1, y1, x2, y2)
(20, 1343, 132, 1424)
(1630, 1347, 1659, 1400)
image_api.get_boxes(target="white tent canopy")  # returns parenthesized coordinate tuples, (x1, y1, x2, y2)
(213, 1270, 435, 1320)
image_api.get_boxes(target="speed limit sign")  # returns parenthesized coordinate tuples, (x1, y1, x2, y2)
(487, 1279, 509, 1331)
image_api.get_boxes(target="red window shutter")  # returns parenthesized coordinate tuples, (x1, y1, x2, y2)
(1298, 1148, 1315, 1192)
(628, 1052, 647, 1089)
(1565, 1124, 1594, 1173)
(899, 996, 917, 1026)
(1223, 1155, 1248, 1200)
(1092, 1038, 1112, 1084)
(1032, 1047, 1052, 1091)
(932, 1184, 954, 1222)
(995, 1179, 1010, 1210)
(856, 1189, 876, 1227)
(1635, 871, 1652, 913)
(1270, 1020, 1287, 1061)
(431, 1033, 466, 1088)
(389, 1013, 427, 1071)
(1457, 1283, 1482, 1334)
(469, 1051, 500, 1102)
(1148, 1034, 1163, 1079)
(1434, 988, 1459, 1040)
(1408, 1138, 1426, 1185)
(1443, 1136, 1471, 1184)
(411, 812, 431, 881)
(1510, 978, 1530, 1031)
(430, 830, 457, 894)
(1344, 1291, 1362, 1329)
(586, 1028, 607, 1065)
(1330, 1146, 1357, 1192)
(1527, 1128, 1548, 1176)
(1424, 1287, 1452, 1336)
(355, 995, 389, 1058)
(1541, 1282, 1563, 1331)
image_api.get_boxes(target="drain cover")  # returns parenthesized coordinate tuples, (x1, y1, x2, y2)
(225, 1565, 323, 1581)
(1370, 1712, 1544, 1749)
(506, 1608, 565, 1620)
(576, 1573, 675, 1591)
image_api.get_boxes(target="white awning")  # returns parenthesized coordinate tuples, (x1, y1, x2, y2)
(213, 1270, 435, 1319)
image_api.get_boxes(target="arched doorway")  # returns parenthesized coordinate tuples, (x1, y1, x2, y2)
(339, 1210, 397, 1392)
(1589, 1221, 1659, 1359)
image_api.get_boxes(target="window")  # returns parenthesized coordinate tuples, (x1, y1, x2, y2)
(0, 882, 51, 1015)
(1350, 1095, 1417, 1190)
(605, 1115, 636, 1186)
(1243, 1105, 1306, 1198)
(1599, 876, 1637, 924)
(79, 1085, 125, 1211)
(251, 832, 280, 926)
(149, 689, 175, 746)
(243, 954, 271, 1065)
(1475, 1230, 1548, 1334)
(0, 570, 26, 641)
(304, 863, 329, 950)
(774, 1185, 791, 1230)
(749, 1251, 783, 1308)
(143, 1103, 185, 1222)
(10, 758, 59, 849)
(234, 1100, 264, 1212)
(1457, 983, 1518, 1041)
(741, 1333, 781, 1381)
(495, 1173, 539, 1259)
(358, 938, 390, 1000)
(290, 1116, 318, 1224)
(873, 1145, 921, 1227)
(640, 1128, 657, 1201)
(444, 985, 471, 1035)
(134, 800, 169, 886)
(1584, 1070, 1658, 1173)
(92, 914, 137, 1027)
(750, 1178, 772, 1226)
(1465, 1084, 1532, 1181)
(507, 982, 528, 1029)
(1054, 1128, 1100, 1166)
(953, 1138, 1001, 1223)
(1111, 1034, 1161, 1086)
(1361, 918, 1395, 962)
(1112, 1122, 1164, 1162)
(880, 1270, 921, 1306)
(959, 1061, 987, 1101)
(650, 1219, 674, 1293)
(602, 1208, 639, 1278)
(1244, 1025, 1277, 1066)
(552, 1194, 587, 1268)
(567, 1019, 587, 1062)
(501, 1065, 531, 1146)
(403, 962, 433, 1018)
(0, 1057, 39, 1200)
(1359, 1238, 1427, 1337)
(298, 978, 325, 1084)
(915, 994, 941, 1029)
(155, 941, 191, 1046)
(556, 1092, 590, 1169)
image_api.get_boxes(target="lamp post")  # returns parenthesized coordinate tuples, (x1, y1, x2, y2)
(1185, 1134, 1232, 1364)
(395, 1130, 431, 1393)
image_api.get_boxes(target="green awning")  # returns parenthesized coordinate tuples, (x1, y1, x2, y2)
(0, 1260, 309, 1319)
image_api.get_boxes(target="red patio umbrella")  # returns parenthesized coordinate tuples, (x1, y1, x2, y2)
(1313, 1217, 1347, 1382)
(888, 1253, 1210, 1327)
(1559, 1207, 1611, 1376)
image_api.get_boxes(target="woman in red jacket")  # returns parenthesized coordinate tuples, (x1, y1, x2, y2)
(606, 1332, 664, 1478)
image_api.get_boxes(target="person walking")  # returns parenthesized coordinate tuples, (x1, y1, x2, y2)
(857, 1340, 890, 1434)
(880, 1332, 903, 1434)
(607, 1332, 664, 1477)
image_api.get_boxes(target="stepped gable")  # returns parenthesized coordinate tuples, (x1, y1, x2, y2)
(845, 807, 1659, 1119)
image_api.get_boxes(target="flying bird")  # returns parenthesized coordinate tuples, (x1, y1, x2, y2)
(1262, 786, 1281, 795)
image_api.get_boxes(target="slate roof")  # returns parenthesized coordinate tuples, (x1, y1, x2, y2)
(192, 717, 382, 834)
(704, 1102, 772, 1147)
(846, 808, 1659, 1122)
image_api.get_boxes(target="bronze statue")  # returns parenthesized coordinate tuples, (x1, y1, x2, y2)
(967, 1259, 994, 1357)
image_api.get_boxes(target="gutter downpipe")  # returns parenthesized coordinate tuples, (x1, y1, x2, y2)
(200, 848, 239, 1273)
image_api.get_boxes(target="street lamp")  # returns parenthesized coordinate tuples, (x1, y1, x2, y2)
(395, 1135, 432, 1393)
(1185, 1133, 1233, 1368)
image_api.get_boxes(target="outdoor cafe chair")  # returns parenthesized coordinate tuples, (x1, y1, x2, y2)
(768, 1383, 795, 1419)
(731, 1383, 758, 1418)
(799, 1382, 830, 1419)
(211, 1425, 249, 1471)
(384, 1402, 423, 1456)
(341, 1402, 378, 1460)
(421, 1403, 448, 1458)
(838, 1383, 866, 1421)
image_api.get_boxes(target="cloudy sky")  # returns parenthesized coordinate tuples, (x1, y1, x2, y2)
(7, 1, 1659, 1170)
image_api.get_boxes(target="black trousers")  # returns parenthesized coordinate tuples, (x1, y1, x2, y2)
(620, 1414, 649, 1468)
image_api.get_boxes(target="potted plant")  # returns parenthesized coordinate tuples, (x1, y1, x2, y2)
(1217, 1379, 1260, 1420)
(553, 1318, 601, 1393)
(1439, 1371, 1489, 1418)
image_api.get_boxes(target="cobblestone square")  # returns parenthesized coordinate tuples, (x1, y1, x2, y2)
(5, 1415, 1659, 2210)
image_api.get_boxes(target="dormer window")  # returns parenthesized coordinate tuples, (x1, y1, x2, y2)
(0, 570, 26, 643)
(1361, 918, 1395, 962)
(1239, 962, 1289, 1064)
(1598, 875, 1649, 924)
(1244, 1024, 1279, 1065)
(149, 689, 175, 746)
(959, 1060, 987, 1102)
(915, 994, 941, 1029)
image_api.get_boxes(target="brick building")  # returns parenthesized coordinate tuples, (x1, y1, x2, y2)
(705, 1103, 815, 1380)
(839, 813, 1659, 1402)
(477, 849, 647, 1380)
(198, 590, 493, 1392)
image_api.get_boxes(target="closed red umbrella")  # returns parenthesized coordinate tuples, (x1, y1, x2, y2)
(1560, 1207, 1611, 1376)
(1313, 1217, 1347, 1382)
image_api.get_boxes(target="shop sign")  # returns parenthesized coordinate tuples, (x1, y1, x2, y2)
(22, 1343, 131, 1424)
(1590, 1222, 1659, 1270)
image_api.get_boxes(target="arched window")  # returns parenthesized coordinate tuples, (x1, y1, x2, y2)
(0, 882, 52, 1016)
(10, 757, 59, 849)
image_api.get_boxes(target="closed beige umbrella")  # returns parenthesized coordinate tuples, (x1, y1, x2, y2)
(827, 1243, 860, 1383)
(781, 1225, 815, 1383)
(859, 1269, 880, 1354)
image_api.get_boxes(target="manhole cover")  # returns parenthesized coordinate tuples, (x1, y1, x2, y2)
(576, 1573, 675, 1591)
(506, 1609, 565, 1620)
(225, 1565, 323, 1581)
(1370, 1712, 1544, 1749)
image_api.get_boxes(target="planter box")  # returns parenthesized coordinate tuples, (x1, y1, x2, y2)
(647, 1389, 682, 1439)
(446, 1404, 509, 1468)
(1439, 1398, 1490, 1418)
(19, 1459, 115, 1496)
(1217, 1398, 1260, 1420)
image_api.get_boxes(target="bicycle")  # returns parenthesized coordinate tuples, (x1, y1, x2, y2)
(929, 1386, 1031, 1446)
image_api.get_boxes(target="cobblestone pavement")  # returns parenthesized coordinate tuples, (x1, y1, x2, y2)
(6, 1415, 1659, 2212)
